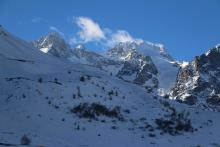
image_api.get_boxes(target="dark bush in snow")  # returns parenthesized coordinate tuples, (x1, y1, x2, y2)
(80, 76, 85, 82)
(70, 103, 124, 121)
(108, 90, 114, 96)
(38, 77, 43, 83)
(155, 105, 194, 135)
(148, 133, 156, 137)
(111, 126, 117, 129)
(20, 135, 31, 145)
(54, 78, 62, 85)
(77, 86, 82, 98)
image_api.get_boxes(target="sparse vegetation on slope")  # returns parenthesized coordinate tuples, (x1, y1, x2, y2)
(70, 103, 124, 121)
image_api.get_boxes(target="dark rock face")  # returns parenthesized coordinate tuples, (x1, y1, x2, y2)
(32, 32, 72, 58)
(177, 95, 197, 106)
(207, 95, 220, 106)
(116, 51, 159, 88)
(118, 61, 139, 76)
(133, 59, 158, 86)
(170, 45, 220, 107)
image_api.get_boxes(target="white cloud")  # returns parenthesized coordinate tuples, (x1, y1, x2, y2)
(49, 26, 64, 37)
(70, 16, 142, 47)
(31, 17, 42, 23)
(75, 17, 106, 42)
(107, 30, 143, 46)
(112, 30, 134, 42)
(69, 37, 81, 45)
(106, 30, 143, 47)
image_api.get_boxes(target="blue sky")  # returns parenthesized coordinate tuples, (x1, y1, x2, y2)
(1, 0, 220, 61)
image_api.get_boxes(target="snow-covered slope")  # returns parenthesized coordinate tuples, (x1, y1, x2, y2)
(0, 27, 66, 76)
(2, 27, 220, 147)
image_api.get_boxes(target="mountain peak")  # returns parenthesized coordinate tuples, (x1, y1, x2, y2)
(75, 44, 86, 50)
(205, 44, 220, 56)
(106, 41, 179, 93)
(0, 25, 9, 37)
(107, 41, 172, 61)
(32, 32, 72, 58)
(216, 44, 220, 49)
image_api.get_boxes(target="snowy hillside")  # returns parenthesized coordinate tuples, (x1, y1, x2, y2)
(1, 26, 220, 147)
(0, 27, 66, 76)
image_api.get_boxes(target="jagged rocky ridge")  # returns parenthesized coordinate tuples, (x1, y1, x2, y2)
(32, 32, 72, 58)
(169, 44, 220, 107)
(107, 42, 160, 91)
(70, 44, 121, 69)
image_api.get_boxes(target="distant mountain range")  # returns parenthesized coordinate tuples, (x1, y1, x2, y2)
(32, 32, 179, 95)
(32, 31, 220, 109)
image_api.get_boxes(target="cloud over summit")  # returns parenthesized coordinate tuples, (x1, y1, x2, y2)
(70, 16, 142, 47)
(75, 17, 106, 42)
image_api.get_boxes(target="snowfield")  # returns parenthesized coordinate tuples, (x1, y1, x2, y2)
(1, 26, 220, 147)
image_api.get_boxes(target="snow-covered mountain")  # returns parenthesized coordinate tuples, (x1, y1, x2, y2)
(169, 44, 220, 109)
(0, 27, 65, 76)
(106, 41, 179, 94)
(2, 26, 220, 146)
(32, 31, 220, 109)
(32, 33, 121, 71)
(33, 34, 179, 94)
(32, 32, 72, 58)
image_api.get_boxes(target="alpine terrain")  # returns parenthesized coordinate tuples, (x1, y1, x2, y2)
(1, 26, 220, 147)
